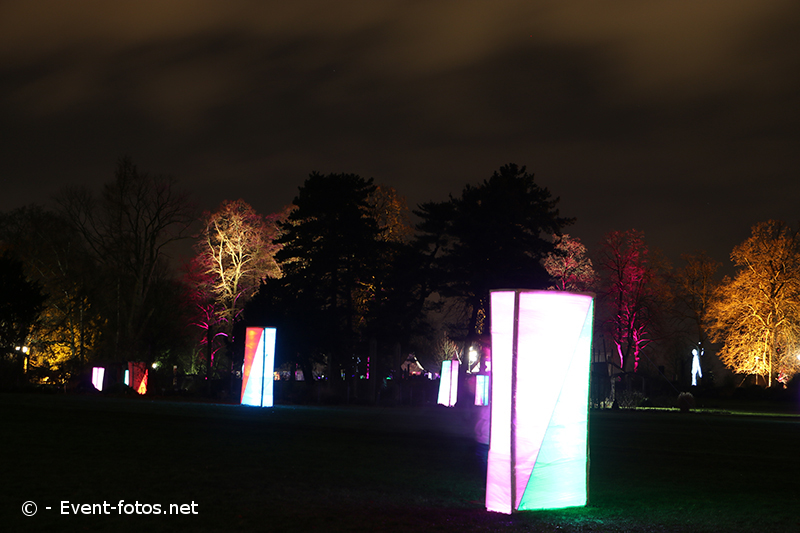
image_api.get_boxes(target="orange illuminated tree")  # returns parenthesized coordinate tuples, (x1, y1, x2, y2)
(543, 234, 596, 292)
(706, 220, 800, 386)
(0, 206, 103, 381)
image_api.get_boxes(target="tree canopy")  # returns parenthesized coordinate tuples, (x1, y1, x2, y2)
(56, 157, 195, 361)
(415, 163, 573, 342)
(271, 172, 382, 382)
(0, 252, 46, 356)
(706, 220, 800, 386)
(595, 229, 667, 374)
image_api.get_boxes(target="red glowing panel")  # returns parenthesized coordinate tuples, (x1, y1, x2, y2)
(128, 362, 148, 395)
(241, 327, 276, 407)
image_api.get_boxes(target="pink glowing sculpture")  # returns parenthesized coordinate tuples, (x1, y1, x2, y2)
(437, 360, 459, 406)
(486, 290, 594, 514)
(241, 327, 276, 407)
(91, 367, 105, 391)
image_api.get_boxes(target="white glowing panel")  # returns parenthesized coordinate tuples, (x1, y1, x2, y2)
(437, 360, 459, 406)
(486, 290, 594, 514)
(475, 374, 489, 406)
(91, 367, 105, 392)
(241, 327, 276, 407)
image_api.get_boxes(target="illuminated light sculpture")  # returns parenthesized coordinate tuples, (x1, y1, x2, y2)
(91, 367, 105, 392)
(486, 289, 594, 514)
(691, 347, 703, 386)
(475, 374, 490, 406)
(128, 362, 148, 395)
(437, 360, 459, 406)
(241, 327, 276, 407)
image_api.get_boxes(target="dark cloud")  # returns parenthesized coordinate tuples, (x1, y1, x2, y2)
(2, 0, 799, 266)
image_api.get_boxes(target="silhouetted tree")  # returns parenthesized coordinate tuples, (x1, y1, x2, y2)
(0, 206, 102, 381)
(272, 172, 382, 386)
(415, 163, 573, 343)
(0, 252, 46, 386)
(56, 157, 195, 361)
(668, 252, 721, 383)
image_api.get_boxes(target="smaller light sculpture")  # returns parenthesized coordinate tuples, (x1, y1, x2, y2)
(691, 346, 703, 386)
(128, 362, 148, 394)
(241, 327, 276, 407)
(437, 360, 459, 407)
(474, 374, 489, 406)
(91, 367, 105, 392)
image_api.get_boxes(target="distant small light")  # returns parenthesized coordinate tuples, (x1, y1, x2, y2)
(152, 362, 160, 370)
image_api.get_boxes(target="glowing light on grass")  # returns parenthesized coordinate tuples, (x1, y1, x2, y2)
(437, 360, 459, 406)
(486, 290, 594, 514)
(241, 327, 276, 407)
(91, 367, 105, 391)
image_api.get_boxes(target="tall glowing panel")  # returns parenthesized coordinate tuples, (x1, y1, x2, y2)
(486, 290, 594, 514)
(241, 327, 276, 407)
(437, 360, 459, 406)
(91, 367, 105, 392)
(475, 374, 489, 406)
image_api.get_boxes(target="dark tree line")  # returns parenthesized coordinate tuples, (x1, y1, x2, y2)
(0, 157, 196, 388)
(10, 156, 738, 401)
(244, 164, 573, 399)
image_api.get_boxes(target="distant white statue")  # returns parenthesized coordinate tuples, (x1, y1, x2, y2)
(691, 346, 703, 386)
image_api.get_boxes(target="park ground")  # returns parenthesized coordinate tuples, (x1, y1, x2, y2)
(3, 392, 800, 532)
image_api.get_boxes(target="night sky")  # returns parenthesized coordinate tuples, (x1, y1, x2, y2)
(3, 1, 800, 266)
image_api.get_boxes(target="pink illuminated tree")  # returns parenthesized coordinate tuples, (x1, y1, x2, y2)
(595, 230, 665, 373)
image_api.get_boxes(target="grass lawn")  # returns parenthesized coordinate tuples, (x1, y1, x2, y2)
(3, 392, 800, 532)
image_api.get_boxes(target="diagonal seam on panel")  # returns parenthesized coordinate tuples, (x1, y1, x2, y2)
(518, 299, 592, 510)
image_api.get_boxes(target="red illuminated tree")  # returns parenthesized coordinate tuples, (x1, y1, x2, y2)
(596, 229, 665, 373)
